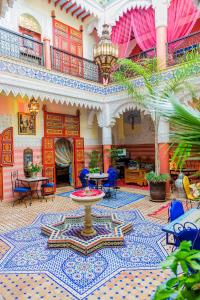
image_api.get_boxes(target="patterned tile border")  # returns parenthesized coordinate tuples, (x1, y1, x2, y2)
(1, 57, 198, 97)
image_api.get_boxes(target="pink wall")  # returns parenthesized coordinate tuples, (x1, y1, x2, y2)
(3, 146, 42, 202)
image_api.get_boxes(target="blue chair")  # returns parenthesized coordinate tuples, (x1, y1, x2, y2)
(79, 168, 96, 189)
(11, 170, 31, 207)
(107, 167, 117, 174)
(168, 200, 184, 222)
(102, 170, 118, 198)
(41, 181, 55, 202)
(173, 222, 200, 250)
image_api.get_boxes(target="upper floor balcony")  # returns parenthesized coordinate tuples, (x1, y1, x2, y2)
(0, 26, 200, 84)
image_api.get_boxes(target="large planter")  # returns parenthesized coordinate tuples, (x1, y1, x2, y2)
(149, 181, 166, 202)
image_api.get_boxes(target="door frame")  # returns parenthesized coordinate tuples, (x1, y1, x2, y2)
(54, 137, 74, 187)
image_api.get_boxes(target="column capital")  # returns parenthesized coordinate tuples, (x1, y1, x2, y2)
(152, 0, 171, 27)
(43, 37, 51, 42)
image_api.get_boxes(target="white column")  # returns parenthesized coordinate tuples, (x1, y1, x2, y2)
(102, 126, 112, 145)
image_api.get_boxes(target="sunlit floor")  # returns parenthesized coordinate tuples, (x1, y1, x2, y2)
(0, 186, 180, 300)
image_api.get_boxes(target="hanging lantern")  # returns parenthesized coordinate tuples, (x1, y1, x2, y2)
(93, 24, 118, 83)
(28, 97, 40, 115)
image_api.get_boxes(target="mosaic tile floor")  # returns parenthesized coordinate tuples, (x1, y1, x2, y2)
(0, 187, 173, 300)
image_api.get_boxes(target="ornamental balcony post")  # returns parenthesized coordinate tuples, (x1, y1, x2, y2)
(43, 37, 51, 70)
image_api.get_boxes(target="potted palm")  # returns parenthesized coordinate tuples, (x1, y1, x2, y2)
(146, 171, 170, 201)
(87, 150, 102, 173)
(113, 52, 200, 201)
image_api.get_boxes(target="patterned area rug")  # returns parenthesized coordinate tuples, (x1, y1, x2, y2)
(57, 190, 145, 209)
(0, 208, 167, 300)
(147, 201, 188, 222)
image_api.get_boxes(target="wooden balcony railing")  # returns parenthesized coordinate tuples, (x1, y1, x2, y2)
(0, 26, 44, 66)
(0, 25, 200, 84)
(167, 31, 200, 66)
(51, 46, 100, 82)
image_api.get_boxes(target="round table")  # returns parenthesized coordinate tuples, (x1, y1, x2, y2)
(70, 189, 105, 236)
(86, 173, 108, 189)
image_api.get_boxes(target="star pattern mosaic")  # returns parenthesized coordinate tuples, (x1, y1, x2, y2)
(0, 208, 168, 299)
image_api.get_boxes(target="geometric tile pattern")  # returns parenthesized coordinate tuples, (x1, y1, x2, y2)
(0, 239, 10, 260)
(0, 59, 187, 96)
(88, 269, 172, 300)
(0, 208, 168, 299)
(41, 213, 133, 254)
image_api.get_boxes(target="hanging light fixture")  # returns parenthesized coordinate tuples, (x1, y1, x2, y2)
(93, 24, 118, 83)
(28, 97, 40, 115)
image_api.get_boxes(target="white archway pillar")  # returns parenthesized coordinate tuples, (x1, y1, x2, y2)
(152, 0, 171, 70)
(102, 126, 112, 172)
(158, 117, 170, 198)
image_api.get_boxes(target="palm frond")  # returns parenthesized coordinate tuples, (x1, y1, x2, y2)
(151, 94, 200, 167)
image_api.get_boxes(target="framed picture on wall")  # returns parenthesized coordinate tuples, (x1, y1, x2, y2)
(18, 112, 36, 135)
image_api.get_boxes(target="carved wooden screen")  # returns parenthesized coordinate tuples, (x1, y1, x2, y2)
(0, 167, 3, 200)
(0, 127, 14, 166)
(42, 137, 56, 193)
(74, 137, 85, 188)
(44, 111, 80, 138)
(53, 19, 83, 77)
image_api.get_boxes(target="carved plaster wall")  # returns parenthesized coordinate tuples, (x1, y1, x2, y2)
(112, 112, 155, 145)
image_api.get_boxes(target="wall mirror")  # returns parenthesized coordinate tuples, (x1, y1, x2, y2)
(24, 148, 33, 177)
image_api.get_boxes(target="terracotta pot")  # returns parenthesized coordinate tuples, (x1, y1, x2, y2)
(149, 182, 166, 202)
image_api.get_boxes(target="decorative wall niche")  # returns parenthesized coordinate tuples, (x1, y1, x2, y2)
(24, 148, 33, 177)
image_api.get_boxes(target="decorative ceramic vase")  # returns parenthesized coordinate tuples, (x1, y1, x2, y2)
(175, 172, 185, 198)
(31, 172, 38, 178)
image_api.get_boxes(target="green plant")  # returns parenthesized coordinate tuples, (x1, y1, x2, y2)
(109, 148, 119, 166)
(145, 171, 170, 183)
(87, 150, 102, 169)
(151, 94, 200, 171)
(113, 51, 200, 176)
(153, 241, 200, 300)
(89, 167, 100, 174)
(27, 162, 42, 174)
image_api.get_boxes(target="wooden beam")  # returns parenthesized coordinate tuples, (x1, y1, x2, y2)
(77, 9, 86, 19)
(55, 0, 61, 6)
(66, 2, 76, 13)
(60, 0, 71, 10)
(82, 13, 90, 22)
(72, 6, 81, 16)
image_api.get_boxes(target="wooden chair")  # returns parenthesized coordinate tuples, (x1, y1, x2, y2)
(183, 176, 200, 209)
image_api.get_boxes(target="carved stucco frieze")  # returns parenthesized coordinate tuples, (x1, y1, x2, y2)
(0, 0, 15, 17)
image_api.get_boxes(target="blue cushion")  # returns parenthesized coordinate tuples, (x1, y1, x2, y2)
(169, 200, 184, 222)
(41, 182, 54, 188)
(103, 183, 112, 188)
(14, 187, 31, 193)
(175, 229, 200, 250)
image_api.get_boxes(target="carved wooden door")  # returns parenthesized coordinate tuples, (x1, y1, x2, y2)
(0, 127, 14, 200)
(0, 167, 3, 200)
(74, 138, 85, 188)
(0, 127, 14, 166)
(42, 137, 56, 192)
